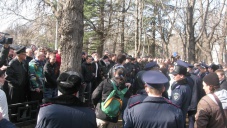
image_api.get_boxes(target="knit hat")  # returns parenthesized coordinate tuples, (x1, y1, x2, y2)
(203, 73, 219, 86)
(57, 71, 82, 95)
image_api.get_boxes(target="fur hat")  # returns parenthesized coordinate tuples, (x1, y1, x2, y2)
(57, 71, 82, 95)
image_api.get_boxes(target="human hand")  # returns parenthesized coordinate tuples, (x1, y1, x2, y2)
(125, 83, 131, 88)
(0, 112, 3, 121)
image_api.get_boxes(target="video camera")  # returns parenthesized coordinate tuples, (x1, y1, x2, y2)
(0, 32, 13, 44)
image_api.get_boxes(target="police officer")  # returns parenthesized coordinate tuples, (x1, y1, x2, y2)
(124, 70, 184, 128)
(197, 63, 209, 79)
(176, 60, 205, 128)
(170, 62, 192, 128)
(133, 61, 158, 94)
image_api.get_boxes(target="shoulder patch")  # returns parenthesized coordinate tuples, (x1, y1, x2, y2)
(164, 98, 180, 108)
(173, 93, 180, 101)
(40, 103, 52, 107)
(176, 85, 180, 89)
(129, 101, 142, 108)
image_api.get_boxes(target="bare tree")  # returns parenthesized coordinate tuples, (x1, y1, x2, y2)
(45, 0, 84, 72)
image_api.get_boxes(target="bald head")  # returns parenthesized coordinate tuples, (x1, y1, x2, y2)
(26, 48, 33, 57)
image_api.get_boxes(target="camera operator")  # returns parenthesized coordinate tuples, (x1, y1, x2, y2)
(0, 33, 13, 68)
(0, 44, 10, 68)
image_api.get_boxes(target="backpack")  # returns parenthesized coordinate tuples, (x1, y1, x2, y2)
(101, 80, 128, 118)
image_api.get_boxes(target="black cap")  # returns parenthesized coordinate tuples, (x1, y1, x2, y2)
(16, 46, 26, 54)
(57, 71, 82, 95)
(144, 62, 158, 70)
(142, 70, 168, 87)
(209, 63, 219, 71)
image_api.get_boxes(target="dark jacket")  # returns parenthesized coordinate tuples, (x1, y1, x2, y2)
(44, 61, 59, 88)
(0, 46, 9, 67)
(124, 96, 184, 128)
(188, 74, 205, 111)
(220, 79, 227, 90)
(5, 58, 29, 104)
(36, 95, 97, 128)
(81, 62, 96, 82)
(92, 78, 130, 123)
(98, 60, 110, 80)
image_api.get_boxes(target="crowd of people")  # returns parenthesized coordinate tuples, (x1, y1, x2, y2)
(0, 43, 226, 128)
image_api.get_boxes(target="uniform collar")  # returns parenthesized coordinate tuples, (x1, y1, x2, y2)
(143, 96, 167, 103)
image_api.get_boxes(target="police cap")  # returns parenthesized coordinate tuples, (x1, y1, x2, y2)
(200, 62, 209, 69)
(144, 61, 158, 70)
(16, 46, 26, 54)
(142, 70, 168, 88)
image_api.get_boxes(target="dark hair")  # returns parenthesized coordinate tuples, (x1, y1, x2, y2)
(116, 54, 126, 64)
(86, 55, 92, 60)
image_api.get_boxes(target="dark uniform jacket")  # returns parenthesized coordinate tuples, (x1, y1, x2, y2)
(170, 78, 191, 126)
(124, 96, 184, 128)
(188, 73, 205, 111)
(5, 58, 29, 104)
(44, 61, 59, 88)
(92, 78, 130, 123)
(36, 95, 97, 128)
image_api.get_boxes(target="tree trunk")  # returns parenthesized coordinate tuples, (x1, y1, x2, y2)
(58, 0, 84, 72)
(97, 0, 105, 56)
(120, 0, 125, 53)
(187, 6, 196, 64)
(134, 0, 139, 57)
(151, 5, 157, 58)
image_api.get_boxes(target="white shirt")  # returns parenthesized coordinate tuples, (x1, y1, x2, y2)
(0, 89, 9, 120)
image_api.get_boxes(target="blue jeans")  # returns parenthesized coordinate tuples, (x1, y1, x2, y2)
(43, 88, 58, 99)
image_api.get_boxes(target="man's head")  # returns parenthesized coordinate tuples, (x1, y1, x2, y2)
(208, 64, 219, 73)
(36, 51, 45, 61)
(116, 54, 126, 64)
(215, 69, 225, 81)
(8, 47, 15, 58)
(86, 55, 93, 64)
(57, 71, 82, 95)
(142, 70, 168, 96)
(199, 63, 208, 73)
(26, 48, 33, 57)
(16, 46, 27, 61)
(202, 72, 219, 94)
(49, 53, 56, 64)
(102, 55, 109, 63)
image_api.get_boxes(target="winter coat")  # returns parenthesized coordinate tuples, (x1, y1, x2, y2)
(195, 89, 227, 128)
(36, 95, 97, 128)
